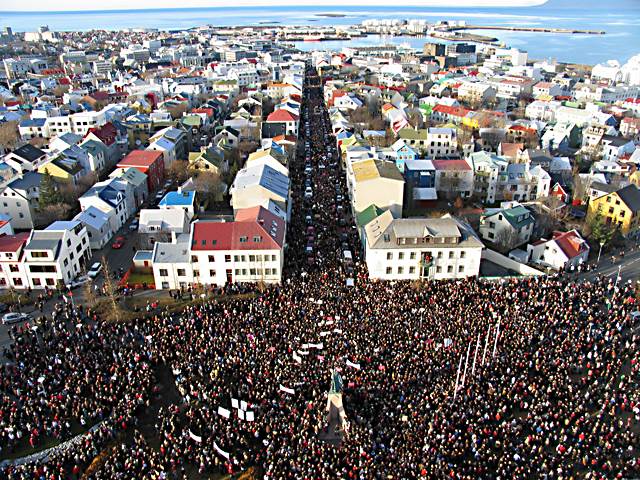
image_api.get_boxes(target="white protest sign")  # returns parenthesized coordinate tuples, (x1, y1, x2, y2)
(279, 385, 295, 395)
(217, 407, 231, 418)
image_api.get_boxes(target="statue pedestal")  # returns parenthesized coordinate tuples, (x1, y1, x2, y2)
(320, 393, 347, 445)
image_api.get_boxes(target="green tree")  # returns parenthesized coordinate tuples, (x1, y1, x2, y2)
(38, 169, 62, 210)
(588, 210, 615, 247)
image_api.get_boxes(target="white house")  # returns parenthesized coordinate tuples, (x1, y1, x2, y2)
(0, 232, 30, 289)
(152, 206, 286, 289)
(479, 202, 535, 249)
(527, 230, 590, 271)
(73, 206, 112, 250)
(363, 211, 484, 281)
(23, 220, 91, 289)
(79, 180, 129, 234)
(139, 208, 190, 235)
(1, 172, 41, 230)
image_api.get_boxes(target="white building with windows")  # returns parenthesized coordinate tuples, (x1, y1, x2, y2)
(363, 211, 483, 281)
(0, 232, 30, 289)
(23, 220, 91, 289)
(152, 206, 286, 289)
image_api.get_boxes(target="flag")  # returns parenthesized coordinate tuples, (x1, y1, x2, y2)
(279, 385, 295, 395)
(346, 359, 361, 370)
(214, 442, 230, 459)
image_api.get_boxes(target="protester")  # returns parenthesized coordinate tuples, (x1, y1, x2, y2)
(0, 68, 638, 480)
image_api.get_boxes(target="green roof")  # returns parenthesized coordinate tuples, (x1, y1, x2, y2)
(356, 204, 385, 228)
(398, 128, 429, 141)
(181, 115, 202, 127)
(502, 206, 535, 229)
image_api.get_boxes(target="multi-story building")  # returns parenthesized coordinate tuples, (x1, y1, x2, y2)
(23, 220, 91, 289)
(363, 211, 483, 281)
(346, 159, 405, 218)
(152, 206, 286, 289)
(479, 202, 535, 250)
(0, 232, 31, 289)
(587, 184, 640, 238)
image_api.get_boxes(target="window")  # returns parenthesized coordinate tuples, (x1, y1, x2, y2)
(13, 278, 22, 286)
(437, 252, 443, 259)
(447, 266, 453, 273)
(249, 255, 256, 262)
(31, 251, 48, 258)
(398, 266, 404, 274)
(239, 236, 248, 243)
(460, 251, 466, 259)
(193, 270, 199, 277)
(409, 266, 416, 274)
(235, 269, 241, 275)
(177, 269, 186, 277)
(458, 265, 464, 273)
(9, 264, 19, 273)
(225, 255, 231, 262)
(32, 278, 41, 286)
(234, 255, 240, 262)
(209, 269, 215, 276)
(191, 255, 198, 263)
(436, 266, 442, 273)
(253, 235, 262, 243)
(250, 268, 256, 276)
(398, 252, 404, 260)
(64, 259, 69, 267)
(609, 207, 615, 214)
(208, 255, 215, 262)
(410, 252, 416, 260)
(67, 239, 71, 247)
(449, 251, 454, 259)
(386, 267, 392, 274)
(162, 282, 170, 289)
(386, 252, 393, 260)
(159, 269, 168, 276)
(489, 222, 495, 229)
(46, 278, 55, 286)
(488, 232, 495, 239)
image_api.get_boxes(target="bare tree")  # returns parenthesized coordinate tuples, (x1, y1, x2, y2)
(167, 103, 188, 120)
(101, 257, 121, 322)
(0, 121, 20, 150)
(193, 171, 226, 204)
(166, 160, 191, 186)
(35, 204, 71, 228)
(494, 228, 519, 253)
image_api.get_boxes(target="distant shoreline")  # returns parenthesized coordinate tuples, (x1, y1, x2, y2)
(315, 13, 347, 18)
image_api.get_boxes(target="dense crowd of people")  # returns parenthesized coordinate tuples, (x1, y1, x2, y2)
(0, 68, 638, 479)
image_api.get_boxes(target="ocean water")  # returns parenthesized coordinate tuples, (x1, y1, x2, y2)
(1, 0, 639, 65)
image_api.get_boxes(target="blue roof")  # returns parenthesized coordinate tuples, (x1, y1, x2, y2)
(98, 185, 121, 207)
(159, 190, 195, 207)
(46, 220, 81, 231)
(259, 165, 289, 198)
(20, 118, 46, 127)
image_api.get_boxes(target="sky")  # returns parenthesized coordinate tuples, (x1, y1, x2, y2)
(1, 0, 548, 12)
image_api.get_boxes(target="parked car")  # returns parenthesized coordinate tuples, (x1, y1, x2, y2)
(87, 262, 102, 278)
(0, 303, 8, 313)
(129, 219, 139, 231)
(112, 236, 126, 249)
(2, 312, 32, 325)
(65, 275, 89, 290)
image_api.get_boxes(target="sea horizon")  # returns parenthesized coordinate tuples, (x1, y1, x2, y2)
(1, 0, 639, 65)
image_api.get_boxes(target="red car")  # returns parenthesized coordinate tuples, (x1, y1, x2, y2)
(111, 236, 126, 249)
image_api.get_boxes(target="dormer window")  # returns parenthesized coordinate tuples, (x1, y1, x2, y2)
(239, 236, 248, 243)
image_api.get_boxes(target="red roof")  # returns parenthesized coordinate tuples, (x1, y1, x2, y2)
(624, 98, 640, 104)
(192, 108, 214, 118)
(552, 230, 588, 260)
(90, 91, 110, 102)
(0, 233, 30, 255)
(118, 150, 163, 168)
(432, 104, 470, 117)
(432, 159, 471, 171)
(267, 109, 299, 122)
(87, 122, 117, 146)
(192, 206, 285, 251)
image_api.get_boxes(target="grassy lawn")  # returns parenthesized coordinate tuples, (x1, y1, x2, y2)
(125, 271, 155, 285)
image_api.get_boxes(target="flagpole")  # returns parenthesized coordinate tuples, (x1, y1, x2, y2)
(471, 333, 480, 377)
(482, 325, 491, 366)
(462, 341, 471, 387)
(453, 354, 463, 401)
(492, 320, 500, 360)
